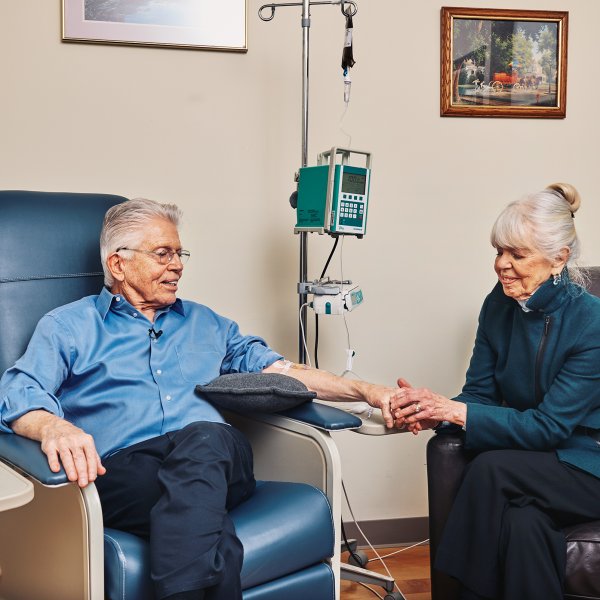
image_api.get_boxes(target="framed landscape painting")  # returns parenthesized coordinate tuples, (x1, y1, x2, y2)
(441, 7, 568, 118)
(63, 0, 248, 52)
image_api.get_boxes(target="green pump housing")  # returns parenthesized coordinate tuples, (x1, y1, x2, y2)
(295, 148, 371, 237)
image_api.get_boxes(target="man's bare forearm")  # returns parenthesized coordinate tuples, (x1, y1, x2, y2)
(263, 361, 401, 427)
(264, 362, 373, 401)
(11, 409, 62, 441)
(11, 409, 105, 487)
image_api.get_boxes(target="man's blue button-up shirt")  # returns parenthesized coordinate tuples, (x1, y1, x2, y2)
(0, 288, 282, 457)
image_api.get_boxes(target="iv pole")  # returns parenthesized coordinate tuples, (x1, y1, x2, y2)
(258, 0, 357, 365)
(258, 7, 405, 598)
(258, 10, 405, 597)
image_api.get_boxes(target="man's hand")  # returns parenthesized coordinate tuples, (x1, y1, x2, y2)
(11, 410, 106, 488)
(360, 382, 406, 429)
(40, 419, 106, 487)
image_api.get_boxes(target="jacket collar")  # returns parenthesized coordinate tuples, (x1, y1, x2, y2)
(525, 269, 570, 314)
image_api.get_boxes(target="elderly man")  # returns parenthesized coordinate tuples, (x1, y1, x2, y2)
(0, 198, 400, 600)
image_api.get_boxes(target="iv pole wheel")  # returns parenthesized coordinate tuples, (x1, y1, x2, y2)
(346, 549, 369, 568)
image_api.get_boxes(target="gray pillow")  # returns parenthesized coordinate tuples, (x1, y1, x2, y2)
(195, 372, 316, 413)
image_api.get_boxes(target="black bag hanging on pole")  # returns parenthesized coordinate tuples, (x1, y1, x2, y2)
(341, 14, 356, 104)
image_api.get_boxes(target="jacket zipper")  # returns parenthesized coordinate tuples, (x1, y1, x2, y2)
(534, 314, 551, 405)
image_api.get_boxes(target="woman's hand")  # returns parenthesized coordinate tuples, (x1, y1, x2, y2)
(391, 382, 467, 434)
(391, 378, 439, 433)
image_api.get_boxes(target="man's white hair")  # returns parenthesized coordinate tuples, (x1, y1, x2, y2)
(100, 198, 183, 287)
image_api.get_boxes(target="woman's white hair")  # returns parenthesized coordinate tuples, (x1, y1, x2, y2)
(100, 198, 183, 287)
(490, 183, 587, 287)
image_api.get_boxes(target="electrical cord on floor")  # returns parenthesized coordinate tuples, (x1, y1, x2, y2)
(342, 480, 429, 598)
(375, 538, 430, 560)
(357, 581, 384, 599)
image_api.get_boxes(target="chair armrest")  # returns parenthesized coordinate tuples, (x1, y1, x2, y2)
(426, 431, 471, 600)
(0, 432, 67, 486)
(277, 401, 362, 431)
(315, 400, 415, 435)
(427, 431, 471, 547)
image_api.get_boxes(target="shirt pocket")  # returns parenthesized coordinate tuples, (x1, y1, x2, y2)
(175, 345, 223, 384)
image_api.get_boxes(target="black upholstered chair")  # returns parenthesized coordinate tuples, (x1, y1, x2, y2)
(427, 267, 600, 600)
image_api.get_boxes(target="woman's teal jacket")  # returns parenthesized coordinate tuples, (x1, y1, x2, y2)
(456, 274, 600, 478)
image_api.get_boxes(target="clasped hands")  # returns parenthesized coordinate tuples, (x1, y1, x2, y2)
(379, 378, 467, 434)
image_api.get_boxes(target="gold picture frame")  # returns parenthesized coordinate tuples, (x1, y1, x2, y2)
(441, 7, 568, 118)
(62, 0, 248, 52)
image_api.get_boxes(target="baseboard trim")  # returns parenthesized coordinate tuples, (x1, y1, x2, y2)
(342, 516, 429, 547)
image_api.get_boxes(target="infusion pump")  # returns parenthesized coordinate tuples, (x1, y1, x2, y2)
(295, 148, 371, 237)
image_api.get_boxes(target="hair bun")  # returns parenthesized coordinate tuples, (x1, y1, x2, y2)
(547, 182, 581, 213)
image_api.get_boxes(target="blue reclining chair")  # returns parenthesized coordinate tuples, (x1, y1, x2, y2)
(0, 190, 361, 600)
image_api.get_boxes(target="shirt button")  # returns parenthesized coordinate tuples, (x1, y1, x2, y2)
(115, 296, 121, 302)
(157, 370, 162, 375)
(166, 395, 172, 401)
(132, 312, 138, 317)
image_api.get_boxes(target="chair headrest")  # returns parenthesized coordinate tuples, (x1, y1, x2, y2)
(0, 191, 126, 373)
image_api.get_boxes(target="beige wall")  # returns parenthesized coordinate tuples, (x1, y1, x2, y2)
(2, 0, 599, 527)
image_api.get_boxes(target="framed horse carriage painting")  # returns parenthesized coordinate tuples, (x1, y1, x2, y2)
(440, 7, 568, 118)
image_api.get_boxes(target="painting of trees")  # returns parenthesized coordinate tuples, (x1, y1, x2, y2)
(441, 8, 567, 117)
(538, 25, 559, 92)
(453, 18, 558, 82)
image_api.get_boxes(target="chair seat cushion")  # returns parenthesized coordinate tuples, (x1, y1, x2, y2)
(237, 480, 334, 588)
(242, 563, 334, 600)
(565, 520, 600, 598)
(104, 480, 333, 600)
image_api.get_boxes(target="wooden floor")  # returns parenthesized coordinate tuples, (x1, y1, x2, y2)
(340, 544, 431, 600)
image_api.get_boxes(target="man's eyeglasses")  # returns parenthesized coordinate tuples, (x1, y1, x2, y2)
(117, 247, 191, 265)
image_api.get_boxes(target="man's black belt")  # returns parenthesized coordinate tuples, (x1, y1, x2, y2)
(575, 426, 600, 442)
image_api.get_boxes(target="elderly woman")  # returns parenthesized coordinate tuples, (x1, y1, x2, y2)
(393, 183, 600, 600)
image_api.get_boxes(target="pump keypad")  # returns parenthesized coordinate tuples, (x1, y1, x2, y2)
(339, 196, 365, 226)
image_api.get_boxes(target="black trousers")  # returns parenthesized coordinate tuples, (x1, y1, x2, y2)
(434, 449, 600, 600)
(95, 421, 256, 600)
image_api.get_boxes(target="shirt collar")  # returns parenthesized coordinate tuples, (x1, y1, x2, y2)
(95, 287, 185, 320)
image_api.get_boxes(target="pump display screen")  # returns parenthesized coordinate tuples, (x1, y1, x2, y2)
(341, 171, 366, 195)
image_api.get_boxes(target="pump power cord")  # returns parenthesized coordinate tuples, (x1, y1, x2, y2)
(314, 236, 339, 369)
